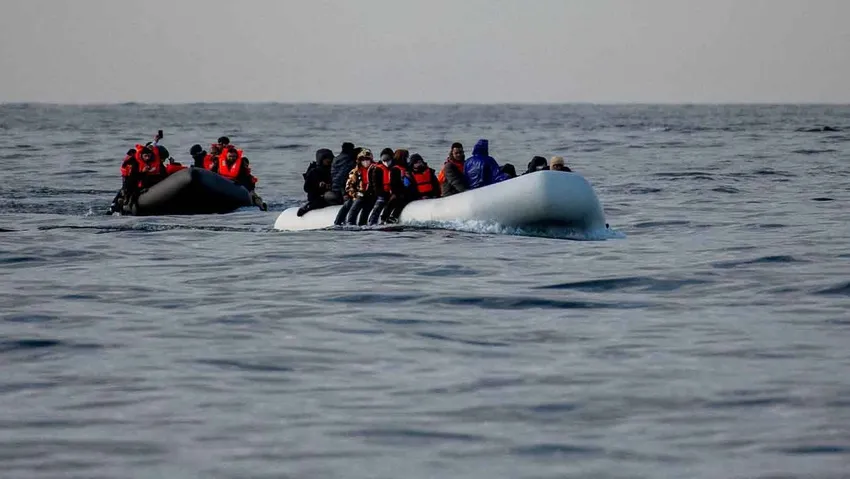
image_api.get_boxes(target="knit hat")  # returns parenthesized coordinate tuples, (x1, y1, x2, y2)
(409, 153, 425, 165)
(550, 156, 566, 168)
(189, 144, 204, 156)
(217, 136, 231, 146)
(357, 148, 373, 159)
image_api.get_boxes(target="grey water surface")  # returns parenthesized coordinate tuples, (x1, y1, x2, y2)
(1, 104, 849, 478)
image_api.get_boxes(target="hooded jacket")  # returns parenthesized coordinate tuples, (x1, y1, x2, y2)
(303, 148, 333, 203)
(463, 139, 509, 189)
(330, 144, 356, 195)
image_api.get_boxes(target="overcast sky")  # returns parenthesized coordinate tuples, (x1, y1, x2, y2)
(1, 0, 848, 103)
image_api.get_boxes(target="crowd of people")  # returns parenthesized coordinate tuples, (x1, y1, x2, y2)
(113, 134, 267, 212)
(297, 138, 572, 225)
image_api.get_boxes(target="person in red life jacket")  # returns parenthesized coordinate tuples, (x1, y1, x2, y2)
(438, 142, 468, 197)
(211, 145, 268, 210)
(366, 148, 396, 225)
(343, 149, 376, 225)
(409, 154, 441, 200)
(380, 149, 417, 224)
(111, 144, 169, 212)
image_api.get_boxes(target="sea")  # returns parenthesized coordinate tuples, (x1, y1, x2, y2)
(0, 103, 848, 479)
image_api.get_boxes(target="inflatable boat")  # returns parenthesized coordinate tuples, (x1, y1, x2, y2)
(274, 171, 607, 232)
(113, 167, 254, 216)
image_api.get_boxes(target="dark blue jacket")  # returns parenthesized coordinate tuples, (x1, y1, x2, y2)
(463, 139, 509, 189)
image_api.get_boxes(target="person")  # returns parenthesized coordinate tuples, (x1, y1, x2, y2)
(524, 156, 549, 175)
(112, 144, 169, 213)
(438, 142, 468, 197)
(381, 149, 415, 223)
(367, 148, 395, 225)
(211, 145, 267, 210)
(189, 144, 208, 168)
(500, 163, 517, 179)
(204, 142, 223, 170)
(409, 154, 440, 200)
(218, 136, 231, 147)
(549, 156, 572, 172)
(344, 149, 376, 225)
(464, 139, 510, 189)
(328, 142, 356, 205)
(297, 148, 334, 217)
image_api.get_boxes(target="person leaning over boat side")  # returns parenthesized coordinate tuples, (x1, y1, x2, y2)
(549, 156, 572, 172)
(409, 154, 440, 200)
(464, 139, 510, 190)
(381, 149, 415, 223)
(523, 156, 549, 175)
(211, 145, 268, 210)
(327, 142, 356, 205)
(344, 149, 376, 225)
(189, 144, 208, 168)
(297, 148, 334, 217)
(366, 148, 395, 225)
(438, 142, 468, 197)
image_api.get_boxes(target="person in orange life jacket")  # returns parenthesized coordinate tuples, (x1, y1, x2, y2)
(212, 146, 268, 210)
(409, 154, 441, 200)
(438, 142, 468, 197)
(343, 149, 377, 225)
(297, 148, 334, 217)
(380, 149, 416, 224)
(113, 144, 169, 212)
(366, 148, 396, 225)
(549, 156, 572, 172)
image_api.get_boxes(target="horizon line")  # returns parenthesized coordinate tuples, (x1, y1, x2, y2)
(2, 100, 850, 107)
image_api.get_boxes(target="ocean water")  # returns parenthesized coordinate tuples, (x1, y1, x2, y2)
(1, 103, 849, 478)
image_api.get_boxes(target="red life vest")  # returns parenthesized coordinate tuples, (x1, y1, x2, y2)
(218, 149, 244, 180)
(166, 163, 186, 175)
(358, 165, 370, 191)
(413, 169, 435, 195)
(203, 154, 215, 170)
(438, 159, 464, 184)
(121, 145, 164, 187)
(373, 163, 392, 193)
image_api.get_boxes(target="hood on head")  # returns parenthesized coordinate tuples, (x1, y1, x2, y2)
(472, 139, 489, 157)
(316, 148, 334, 164)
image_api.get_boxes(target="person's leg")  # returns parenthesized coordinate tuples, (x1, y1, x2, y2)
(367, 197, 387, 226)
(334, 199, 353, 225)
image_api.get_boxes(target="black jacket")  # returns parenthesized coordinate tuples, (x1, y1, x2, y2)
(330, 149, 355, 195)
(302, 161, 332, 203)
(440, 159, 468, 197)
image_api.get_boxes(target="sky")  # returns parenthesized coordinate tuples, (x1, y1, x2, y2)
(1, 0, 849, 103)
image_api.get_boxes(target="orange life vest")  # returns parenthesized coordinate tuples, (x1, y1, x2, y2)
(438, 159, 464, 184)
(166, 163, 186, 175)
(203, 154, 215, 170)
(218, 149, 244, 180)
(120, 145, 164, 188)
(413, 169, 435, 195)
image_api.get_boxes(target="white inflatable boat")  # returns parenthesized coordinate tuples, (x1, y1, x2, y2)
(274, 171, 607, 233)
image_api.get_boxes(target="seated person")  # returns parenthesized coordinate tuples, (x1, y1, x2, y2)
(549, 156, 572, 172)
(463, 139, 510, 189)
(297, 148, 334, 217)
(439, 142, 468, 197)
(409, 154, 440, 200)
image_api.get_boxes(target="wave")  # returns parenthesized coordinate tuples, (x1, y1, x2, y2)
(537, 276, 710, 293)
(792, 149, 838, 155)
(712, 255, 805, 269)
(399, 220, 622, 241)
